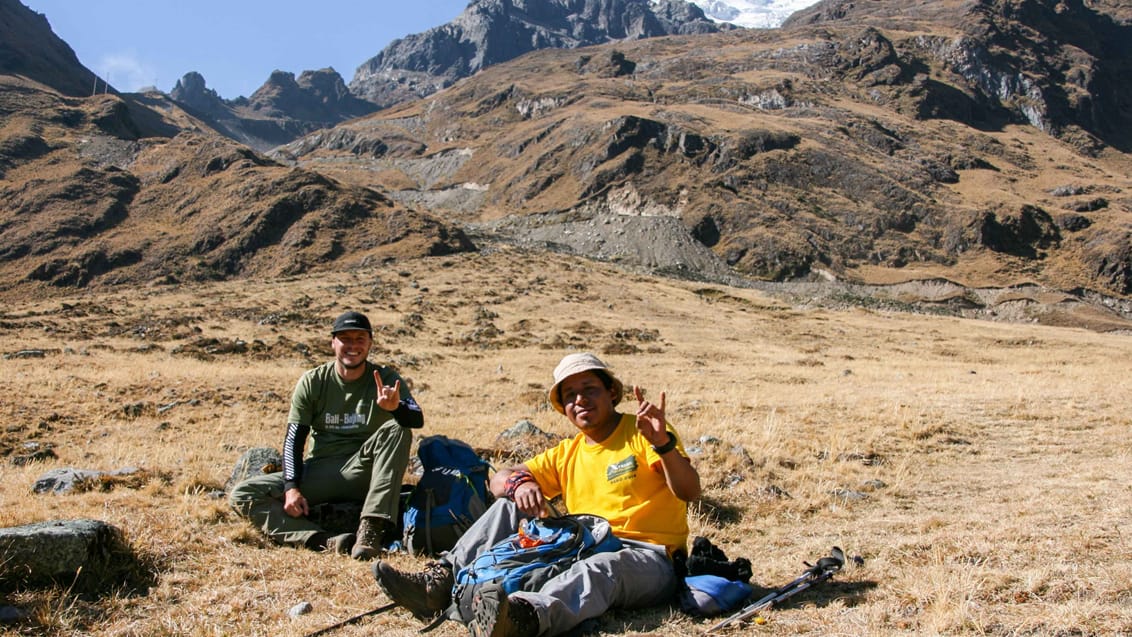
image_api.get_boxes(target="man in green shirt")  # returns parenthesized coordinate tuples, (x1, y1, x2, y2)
(230, 311, 422, 559)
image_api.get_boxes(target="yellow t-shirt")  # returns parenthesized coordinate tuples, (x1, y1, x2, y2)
(525, 414, 690, 554)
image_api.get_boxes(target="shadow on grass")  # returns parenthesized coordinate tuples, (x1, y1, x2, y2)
(746, 577, 879, 609)
(571, 577, 878, 636)
(692, 494, 744, 526)
(0, 539, 162, 635)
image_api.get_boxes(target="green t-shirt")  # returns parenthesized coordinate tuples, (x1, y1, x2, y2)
(287, 360, 409, 459)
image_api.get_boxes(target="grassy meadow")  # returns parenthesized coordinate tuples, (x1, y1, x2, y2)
(1, 246, 1130, 636)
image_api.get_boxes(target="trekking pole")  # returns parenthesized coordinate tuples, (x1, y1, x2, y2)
(703, 547, 846, 634)
(302, 601, 398, 637)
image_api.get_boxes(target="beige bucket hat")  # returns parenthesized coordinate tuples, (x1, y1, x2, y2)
(548, 352, 624, 414)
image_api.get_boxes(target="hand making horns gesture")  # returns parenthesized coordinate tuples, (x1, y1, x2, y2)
(634, 385, 669, 447)
(375, 374, 402, 411)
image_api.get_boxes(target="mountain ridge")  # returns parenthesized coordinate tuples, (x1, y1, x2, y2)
(348, 0, 730, 108)
(0, 0, 473, 296)
(2, 0, 1131, 332)
(276, 0, 1132, 302)
(138, 0, 739, 152)
(166, 68, 379, 152)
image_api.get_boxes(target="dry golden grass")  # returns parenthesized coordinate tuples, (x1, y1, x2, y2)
(2, 246, 1130, 636)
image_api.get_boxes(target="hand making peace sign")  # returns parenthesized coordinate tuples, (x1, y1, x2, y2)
(634, 385, 669, 448)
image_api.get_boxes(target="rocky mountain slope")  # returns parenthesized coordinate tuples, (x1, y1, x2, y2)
(144, 0, 730, 151)
(0, 0, 99, 97)
(276, 0, 1132, 307)
(2, 0, 1131, 331)
(0, 77, 472, 295)
(0, 0, 471, 298)
(167, 68, 379, 152)
(349, 0, 730, 108)
(785, 0, 1132, 151)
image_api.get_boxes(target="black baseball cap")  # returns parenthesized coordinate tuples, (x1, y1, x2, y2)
(331, 311, 372, 335)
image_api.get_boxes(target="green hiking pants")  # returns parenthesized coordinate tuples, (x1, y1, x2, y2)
(229, 420, 412, 546)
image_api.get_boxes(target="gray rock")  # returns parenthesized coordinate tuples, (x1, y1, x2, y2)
(0, 519, 140, 594)
(498, 419, 551, 440)
(288, 601, 313, 618)
(33, 467, 141, 494)
(225, 447, 283, 492)
(10, 442, 57, 466)
(831, 489, 869, 501)
(6, 349, 45, 359)
(33, 468, 102, 494)
(494, 420, 561, 460)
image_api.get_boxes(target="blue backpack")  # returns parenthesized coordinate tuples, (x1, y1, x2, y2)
(448, 514, 622, 623)
(679, 574, 755, 616)
(402, 436, 492, 556)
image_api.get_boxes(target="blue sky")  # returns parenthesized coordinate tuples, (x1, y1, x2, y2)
(22, 1, 470, 99)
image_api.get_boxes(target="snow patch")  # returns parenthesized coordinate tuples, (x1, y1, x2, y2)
(656, 0, 821, 29)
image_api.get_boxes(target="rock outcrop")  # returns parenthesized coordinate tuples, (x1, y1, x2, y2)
(786, 0, 1132, 152)
(169, 71, 227, 117)
(349, 0, 729, 107)
(282, 0, 1132, 299)
(247, 68, 376, 123)
(169, 69, 379, 152)
(0, 519, 144, 594)
(163, 0, 730, 149)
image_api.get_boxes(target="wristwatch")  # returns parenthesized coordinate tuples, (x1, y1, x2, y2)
(652, 431, 678, 455)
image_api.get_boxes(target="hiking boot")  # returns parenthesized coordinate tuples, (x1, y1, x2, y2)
(469, 583, 539, 637)
(351, 516, 395, 560)
(304, 531, 355, 554)
(372, 560, 454, 621)
(326, 532, 356, 555)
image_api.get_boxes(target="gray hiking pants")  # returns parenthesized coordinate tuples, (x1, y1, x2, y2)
(443, 499, 678, 637)
(229, 420, 411, 546)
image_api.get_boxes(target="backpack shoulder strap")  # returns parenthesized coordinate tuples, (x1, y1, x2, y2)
(424, 489, 436, 556)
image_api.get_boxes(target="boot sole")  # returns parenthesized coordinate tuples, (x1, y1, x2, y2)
(472, 582, 530, 637)
(469, 582, 502, 637)
(372, 561, 445, 622)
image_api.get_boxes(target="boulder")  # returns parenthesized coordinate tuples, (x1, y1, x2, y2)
(32, 467, 142, 494)
(0, 519, 141, 594)
(494, 420, 562, 460)
(224, 447, 283, 492)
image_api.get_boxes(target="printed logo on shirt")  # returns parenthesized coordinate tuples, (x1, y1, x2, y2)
(323, 411, 367, 430)
(606, 455, 638, 483)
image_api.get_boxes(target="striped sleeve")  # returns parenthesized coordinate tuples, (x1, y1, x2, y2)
(282, 423, 310, 490)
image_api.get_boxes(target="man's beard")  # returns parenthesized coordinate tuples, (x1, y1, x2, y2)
(338, 357, 365, 370)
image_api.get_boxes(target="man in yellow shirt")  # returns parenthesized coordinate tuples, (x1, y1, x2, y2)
(374, 353, 701, 636)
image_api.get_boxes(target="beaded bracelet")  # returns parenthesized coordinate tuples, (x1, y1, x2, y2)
(504, 469, 536, 499)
